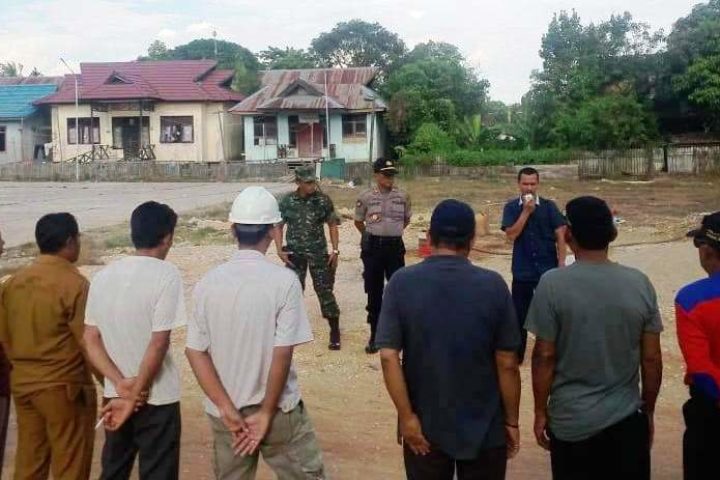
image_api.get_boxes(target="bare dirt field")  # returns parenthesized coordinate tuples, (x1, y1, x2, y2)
(1, 174, 719, 479)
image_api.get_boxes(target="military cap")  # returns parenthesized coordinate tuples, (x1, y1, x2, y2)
(295, 165, 317, 182)
(373, 158, 398, 175)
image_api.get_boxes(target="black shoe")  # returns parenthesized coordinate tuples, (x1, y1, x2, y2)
(328, 329, 341, 351)
(365, 342, 378, 354)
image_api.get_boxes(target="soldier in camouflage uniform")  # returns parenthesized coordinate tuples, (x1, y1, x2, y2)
(276, 166, 342, 350)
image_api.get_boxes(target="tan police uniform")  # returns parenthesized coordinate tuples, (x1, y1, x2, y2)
(355, 175, 411, 351)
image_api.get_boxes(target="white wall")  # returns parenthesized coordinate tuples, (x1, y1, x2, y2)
(0, 122, 22, 164)
(52, 102, 234, 163)
(0, 115, 49, 164)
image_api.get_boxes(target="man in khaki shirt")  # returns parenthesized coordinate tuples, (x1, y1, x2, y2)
(354, 158, 412, 353)
(0, 213, 96, 480)
(0, 229, 10, 474)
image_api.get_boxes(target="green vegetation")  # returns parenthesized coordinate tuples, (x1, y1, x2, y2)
(125, 2, 720, 162)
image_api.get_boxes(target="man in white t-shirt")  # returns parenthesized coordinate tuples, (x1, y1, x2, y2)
(84, 201, 186, 480)
(186, 186, 326, 479)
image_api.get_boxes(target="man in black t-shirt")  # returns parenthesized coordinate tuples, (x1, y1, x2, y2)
(377, 199, 521, 480)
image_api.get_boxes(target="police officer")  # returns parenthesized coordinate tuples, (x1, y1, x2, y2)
(276, 166, 342, 350)
(354, 158, 411, 354)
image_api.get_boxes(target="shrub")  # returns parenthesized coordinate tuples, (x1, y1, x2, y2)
(407, 123, 456, 154)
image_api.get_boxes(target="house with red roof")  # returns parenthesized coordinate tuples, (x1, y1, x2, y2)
(229, 67, 387, 163)
(35, 60, 244, 163)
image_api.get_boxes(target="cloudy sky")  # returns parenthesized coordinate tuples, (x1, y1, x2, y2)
(2, 0, 700, 103)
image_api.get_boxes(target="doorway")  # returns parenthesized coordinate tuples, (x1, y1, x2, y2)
(112, 117, 149, 159)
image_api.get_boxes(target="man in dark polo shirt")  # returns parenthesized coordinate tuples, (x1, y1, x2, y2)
(377, 199, 521, 480)
(502, 167, 566, 362)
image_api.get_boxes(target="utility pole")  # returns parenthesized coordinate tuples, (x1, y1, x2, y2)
(60, 58, 80, 182)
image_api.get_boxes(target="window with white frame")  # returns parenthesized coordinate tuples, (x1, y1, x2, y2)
(253, 116, 278, 146)
(342, 114, 367, 140)
(160, 116, 194, 143)
(67, 118, 100, 144)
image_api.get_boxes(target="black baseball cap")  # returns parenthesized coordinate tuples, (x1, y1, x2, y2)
(430, 199, 476, 239)
(373, 158, 398, 175)
(687, 212, 720, 249)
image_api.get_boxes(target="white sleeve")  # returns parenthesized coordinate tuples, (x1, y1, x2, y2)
(275, 277, 313, 347)
(152, 269, 187, 332)
(186, 282, 210, 352)
(84, 279, 100, 326)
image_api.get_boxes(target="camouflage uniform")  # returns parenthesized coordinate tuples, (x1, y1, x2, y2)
(279, 189, 341, 321)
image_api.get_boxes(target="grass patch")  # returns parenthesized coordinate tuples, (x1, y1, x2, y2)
(174, 225, 230, 246)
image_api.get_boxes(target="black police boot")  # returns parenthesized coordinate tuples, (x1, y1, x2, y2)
(328, 318, 341, 351)
(365, 323, 378, 354)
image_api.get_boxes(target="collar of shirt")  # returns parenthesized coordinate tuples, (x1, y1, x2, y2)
(424, 254, 470, 265)
(518, 195, 541, 206)
(230, 250, 267, 262)
(35, 254, 76, 270)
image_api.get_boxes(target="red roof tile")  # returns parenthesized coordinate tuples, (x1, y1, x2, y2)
(36, 60, 244, 104)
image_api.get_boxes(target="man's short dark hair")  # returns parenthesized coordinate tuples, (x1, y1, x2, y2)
(566, 196, 615, 250)
(517, 167, 540, 182)
(130, 201, 178, 249)
(233, 224, 272, 246)
(35, 213, 79, 254)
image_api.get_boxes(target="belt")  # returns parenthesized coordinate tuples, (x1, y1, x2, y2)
(368, 235, 403, 245)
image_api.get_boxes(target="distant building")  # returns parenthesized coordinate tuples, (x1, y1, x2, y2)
(0, 77, 62, 164)
(230, 67, 387, 163)
(35, 60, 244, 163)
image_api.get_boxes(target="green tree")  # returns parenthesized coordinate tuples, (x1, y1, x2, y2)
(310, 20, 406, 77)
(382, 43, 489, 145)
(408, 122, 456, 154)
(525, 10, 664, 147)
(674, 54, 720, 127)
(0, 62, 22, 77)
(147, 40, 171, 60)
(258, 47, 317, 69)
(666, 0, 720, 72)
(140, 38, 261, 94)
(665, 0, 720, 131)
(403, 41, 465, 65)
(552, 93, 658, 150)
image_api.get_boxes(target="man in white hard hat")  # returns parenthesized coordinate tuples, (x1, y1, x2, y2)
(186, 186, 326, 479)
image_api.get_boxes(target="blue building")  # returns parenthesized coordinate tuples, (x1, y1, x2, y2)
(0, 77, 62, 164)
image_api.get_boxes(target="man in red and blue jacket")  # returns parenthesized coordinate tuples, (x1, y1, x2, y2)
(676, 211, 720, 480)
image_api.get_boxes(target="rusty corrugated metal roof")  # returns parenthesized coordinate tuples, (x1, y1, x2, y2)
(230, 67, 386, 114)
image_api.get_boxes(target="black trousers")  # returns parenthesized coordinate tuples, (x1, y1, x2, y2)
(361, 236, 405, 338)
(683, 390, 720, 480)
(511, 280, 538, 363)
(403, 445, 506, 480)
(101, 402, 181, 480)
(550, 411, 650, 480)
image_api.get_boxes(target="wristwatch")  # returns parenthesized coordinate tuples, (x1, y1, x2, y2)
(332, 249, 340, 255)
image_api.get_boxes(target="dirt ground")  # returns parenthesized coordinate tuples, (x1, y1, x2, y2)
(1, 174, 718, 479)
(0, 181, 291, 248)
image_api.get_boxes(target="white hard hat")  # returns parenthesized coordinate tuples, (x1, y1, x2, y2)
(228, 186, 282, 224)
